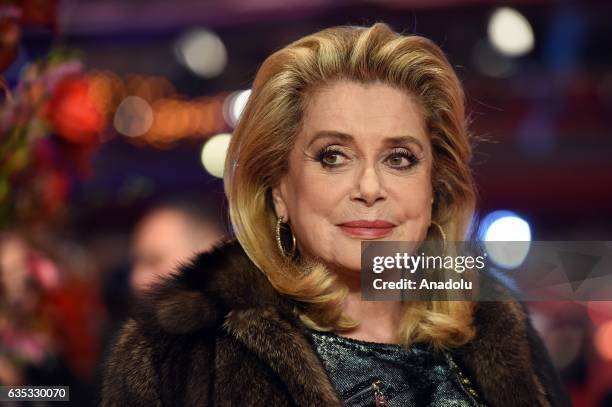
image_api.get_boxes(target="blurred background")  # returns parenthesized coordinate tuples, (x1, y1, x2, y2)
(1, 0, 611, 405)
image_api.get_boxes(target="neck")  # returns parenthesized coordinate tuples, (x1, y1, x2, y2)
(332, 268, 404, 344)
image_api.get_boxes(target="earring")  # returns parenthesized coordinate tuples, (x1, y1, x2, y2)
(276, 216, 296, 259)
(429, 220, 447, 253)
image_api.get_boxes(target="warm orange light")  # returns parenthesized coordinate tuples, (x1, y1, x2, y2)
(82, 71, 228, 146)
(595, 320, 612, 361)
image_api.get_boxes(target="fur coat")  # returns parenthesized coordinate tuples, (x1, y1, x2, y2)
(101, 238, 571, 406)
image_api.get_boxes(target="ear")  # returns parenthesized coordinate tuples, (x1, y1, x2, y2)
(271, 181, 289, 222)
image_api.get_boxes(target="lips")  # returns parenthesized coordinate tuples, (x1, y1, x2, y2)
(338, 220, 395, 228)
(337, 220, 396, 239)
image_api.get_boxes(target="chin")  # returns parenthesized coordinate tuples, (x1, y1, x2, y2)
(327, 260, 361, 275)
(315, 234, 374, 271)
(334, 245, 363, 272)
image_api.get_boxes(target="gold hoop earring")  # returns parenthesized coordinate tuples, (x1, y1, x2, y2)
(430, 220, 447, 253)
(276, 216, 296, 259)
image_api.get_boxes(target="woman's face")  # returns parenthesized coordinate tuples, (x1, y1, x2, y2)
(272, 80, 433, 275)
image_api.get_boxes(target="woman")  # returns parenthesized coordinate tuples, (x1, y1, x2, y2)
(102, 23, 570, 406)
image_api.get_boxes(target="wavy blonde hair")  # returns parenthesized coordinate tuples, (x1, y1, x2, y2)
(224, 22, 477, 349)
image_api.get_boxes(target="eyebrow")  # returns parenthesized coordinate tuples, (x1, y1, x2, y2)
(306, 130, 425, 150)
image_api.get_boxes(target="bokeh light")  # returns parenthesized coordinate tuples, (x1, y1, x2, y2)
(488, 7, 535, 57)
(113, 96, 154, 138)
(595, 320, 612, 361)
(480, 210, 532, 269)
(174, 28, 227, 78)
(201, 133, 231, 178)
(223, 89, 251, 127)
(45, 75, 104, 144)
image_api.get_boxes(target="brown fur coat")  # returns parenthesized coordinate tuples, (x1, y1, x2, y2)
(101, 239, 571, 406)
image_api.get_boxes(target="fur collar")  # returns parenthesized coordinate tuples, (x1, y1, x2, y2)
(137, 238, 295, 334)
(137, 238, 551, 407)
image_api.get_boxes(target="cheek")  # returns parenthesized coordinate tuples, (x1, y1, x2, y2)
(287, 167, 348, 215)
(387, 174, 432, 234)
(285, 172, 348, 253)
(399, 188, 431, 216)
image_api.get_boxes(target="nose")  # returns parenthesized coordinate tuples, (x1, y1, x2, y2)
(350, 165, 386, 206)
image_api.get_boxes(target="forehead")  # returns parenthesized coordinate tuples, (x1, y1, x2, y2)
(300, 80, 427, 145)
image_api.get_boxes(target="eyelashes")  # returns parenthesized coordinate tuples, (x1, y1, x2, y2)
(314, 146, 346, 167)
(312, 145, 421, 170)
(387, 147, 421, 170)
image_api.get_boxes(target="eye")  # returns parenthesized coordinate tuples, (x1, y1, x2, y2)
(316, 146, 349, 167)
(385, 148, 419, 170)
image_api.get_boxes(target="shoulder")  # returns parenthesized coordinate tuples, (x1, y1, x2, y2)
(102, 238, 289, 405)
(101, 318, 161, 406)
(456, 269, 571, 406)
(131, 237, 287, 335)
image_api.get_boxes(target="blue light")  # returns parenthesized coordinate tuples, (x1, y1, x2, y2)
(480, 210, 532, 269)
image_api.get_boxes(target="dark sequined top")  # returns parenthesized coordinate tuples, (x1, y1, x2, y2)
(308, 329, 487, 407)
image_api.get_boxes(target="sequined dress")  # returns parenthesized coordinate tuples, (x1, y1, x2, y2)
(308, 329, 487, 407)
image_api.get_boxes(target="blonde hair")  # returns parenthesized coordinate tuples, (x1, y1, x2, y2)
(224, 22, 477, 349)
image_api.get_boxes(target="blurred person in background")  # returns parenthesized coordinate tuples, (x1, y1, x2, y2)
(95, 198, 226, 405)
(129, 198, 227, 296)
(0, 232, 99, 405)
(100, 197, 227, 330)
(0, 233, 55, 388)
